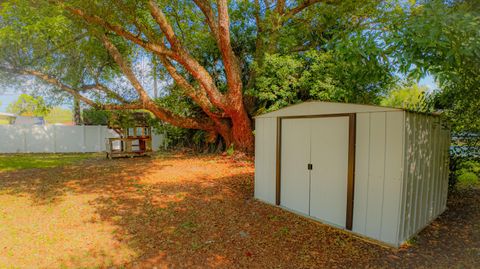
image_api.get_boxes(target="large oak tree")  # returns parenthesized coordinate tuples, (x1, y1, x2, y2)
(2, 0, 378, 152)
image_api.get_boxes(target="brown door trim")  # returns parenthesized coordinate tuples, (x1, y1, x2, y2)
(275, 117, 282, 206)
(275, 113, 356, 231)
(346, 114, 356, 230)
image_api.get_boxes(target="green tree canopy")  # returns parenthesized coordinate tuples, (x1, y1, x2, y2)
(0, 0, 478, 152)
(383, 0, 480, 133)
(6, 94, 51, 116)
(0, 0, 393, 152)
(381, 84, 429, 111)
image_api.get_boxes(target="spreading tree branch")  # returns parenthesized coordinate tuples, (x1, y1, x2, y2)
(15, 69, 98, 107)
(216, 0, 243, 100)
(147, 0, 227, 108)
(79, 84, 129, 104)
(100, 34, 217, 131)
(192, 0, 220, 42)
(64, 4, 174, 57)
(275, 0, 286, 14)
(284, 0, 337, 20)
(2, 67, 143, 110)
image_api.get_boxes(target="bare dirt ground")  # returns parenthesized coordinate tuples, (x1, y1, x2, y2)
(0, 153, 479, 268)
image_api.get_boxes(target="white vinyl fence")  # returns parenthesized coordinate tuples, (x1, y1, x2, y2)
(0, 125, 164, 153)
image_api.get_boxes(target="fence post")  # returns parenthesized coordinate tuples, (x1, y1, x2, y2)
(53, 125, 57, 153)
(22, 126, 27, 153)
(82, 125, 86, 153)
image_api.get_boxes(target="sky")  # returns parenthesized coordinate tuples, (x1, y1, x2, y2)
(0, 75, 438, 113)
(0, 55, 159, 113)
(418, 75, 437, 93)
(0, 92, 21, 112)
(0, 92, 72, 113)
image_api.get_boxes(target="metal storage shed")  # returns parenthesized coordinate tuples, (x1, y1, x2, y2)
(254, 101, 450, 247)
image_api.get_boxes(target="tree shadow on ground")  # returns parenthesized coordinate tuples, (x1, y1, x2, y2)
(391, 188, 480, 268)
(1, 153, 479, 268)
(87, 166, 389, 268)
(0, 154, 388, 268)
(0, 156, 161, 204)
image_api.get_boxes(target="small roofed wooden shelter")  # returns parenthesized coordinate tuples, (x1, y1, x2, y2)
(0, 112, 16, 124)
(254, 101, 450, 247)
(106, 112, 153, 158)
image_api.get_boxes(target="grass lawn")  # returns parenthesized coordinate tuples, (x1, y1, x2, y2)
(0, 153, 479, 268)
(0, 153, 98, 172)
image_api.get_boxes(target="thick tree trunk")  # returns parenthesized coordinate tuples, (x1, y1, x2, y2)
(153, 60, 158, 99)
(212, 118, 233, 147)
(67, 1, 290, 154)
(73, 96, 82, 125)
(230, 111, 254, 153)
(226, 93, 254, 153)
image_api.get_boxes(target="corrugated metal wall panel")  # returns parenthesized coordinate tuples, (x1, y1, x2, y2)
(352, 111, 404, 245)
(426, 117, 437, 220)
(365, 112, 386, 239)
(435, 126, 444, 217)
(417, 115, 432, 227)
(401, 113, 411, 242)
(439, 128, 450, 213)
(412, 113, 422, 234)
(429, 124, 438, 220)
(381, 112, 404, 244)
(254, 118, 265, 201)
(254, 107, 450, 247)
(436, 124, 448, 216)
(399, 113, 450, 243)
(254, 118, 277, 204)
(398, 111, 410, 243)
(433, 124, 443, 217)
(352, 113, 370, 234)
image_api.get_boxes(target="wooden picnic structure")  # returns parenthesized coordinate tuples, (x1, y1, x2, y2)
(105, 112, 153, 159)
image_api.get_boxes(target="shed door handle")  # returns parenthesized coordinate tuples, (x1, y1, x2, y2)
(308, 163, 313, 170)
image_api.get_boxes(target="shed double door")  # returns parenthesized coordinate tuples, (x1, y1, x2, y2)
(281, 116, 350, 228)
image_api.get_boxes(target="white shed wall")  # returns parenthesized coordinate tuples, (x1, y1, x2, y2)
(398, 113, 450, 243)
(254, 102, 450, 247)
(254, 117, 277, 204)
(254, 110, 406, 246)
(352, 111, 404, 245)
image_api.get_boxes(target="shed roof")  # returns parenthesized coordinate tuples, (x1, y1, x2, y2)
(0, 112, 16, 118)
(255, 101, 403, 118)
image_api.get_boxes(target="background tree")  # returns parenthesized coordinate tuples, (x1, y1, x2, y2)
(380, 84, 429, 112)
(0, 0, 390, 152)
(381, 0, 480, 187)
(6, 94, 51, 117)
(0, 0, 478, 156)
(383, 0, 480, 134)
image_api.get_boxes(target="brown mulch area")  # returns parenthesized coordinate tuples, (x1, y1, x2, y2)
(0, 153, 479, 268)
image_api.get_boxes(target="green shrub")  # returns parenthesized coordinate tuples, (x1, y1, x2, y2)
(451, 158, 480, 189)
(457, 172, 479, 188)
(460, 160, 480, 174)
(82, 109, 110, 125)
(226, 144, 235, 156)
